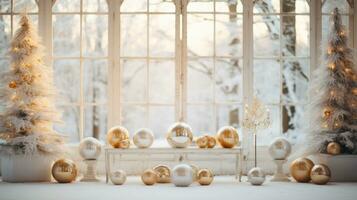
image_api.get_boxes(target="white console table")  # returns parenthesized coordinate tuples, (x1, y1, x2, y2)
(104, 147, 243, 183)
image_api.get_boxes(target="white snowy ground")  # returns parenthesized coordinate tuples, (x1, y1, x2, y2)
(0, 176, 356, 200)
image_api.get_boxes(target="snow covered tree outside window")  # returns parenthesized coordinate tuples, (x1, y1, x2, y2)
(0, 0, 355, 145)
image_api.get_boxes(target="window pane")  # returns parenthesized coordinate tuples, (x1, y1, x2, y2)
(149, 60, 175, 104)
(281, 15, 309, 57)
(122, 105, 146, 134)
(187, 0, 213, 12)
(282, 105, 305, 143)
(53, 15, 80, 57)
(121, 14, 147, 57)
(282, 59, 309, 103)
(215, 14, 243, 57)
(0, 0, 11, 13)
(254, 59, 280, 104)
(83, 0, 108, 12)
(53, 0, 80, 12)
(216, 0, 243, 13)
(14, 0, 37, 13)
(55, 106, 80, 143)
(121, 0, 147, 12)
(54, 59, 80, 103)
(148, 106, 174, 139)
(187, 105, 214, 135)
(85, 105, 107, 140)
(215, 58, 243, 103)
(0, 15, 10, 56)
(217, 104, 241, 130)
(188, 14, 214, 56)
(253, 15, 280, 57)
(84, 59, 108, 103)
(83, 15, 108, 57)
(322, 0, 350, 14)
(254, 0, 280, 13)
(188, 59, 213, 103)
(149, 15, 175, 57)
(121, 59, 147, 102)
(281, 0, 309, 13)
(149, 0, 175, 12)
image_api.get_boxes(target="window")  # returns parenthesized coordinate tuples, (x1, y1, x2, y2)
(0, 0, 356, 145)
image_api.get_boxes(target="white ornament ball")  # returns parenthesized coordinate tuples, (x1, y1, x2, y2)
(248, 167, 265, 186)
(79, 137, 102, 160)
(172, 164, 194, 187)
(133, 128, 154, 148)
(110, 170, 127, 185)
(268, 137, 291, 160)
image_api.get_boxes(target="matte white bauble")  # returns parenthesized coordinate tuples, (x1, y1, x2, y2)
(248, 167, 265, 186)
(79, 137, 102, 160)
(172, 164, 194, 187)
(268, 137, 291, 160)
(110, 170, 127, 185)
(133, 128, 154, 148)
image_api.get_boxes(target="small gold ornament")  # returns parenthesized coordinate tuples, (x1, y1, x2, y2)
(196, 136, 208, 148)
(22, 75, 33, 84)
(197, 168, 214, 185)
(207, 136, 216, 148)
(141, 169, 158, 185)
(52, 159, 78, 183)
(8, 81, 17, 89)
(217, 126, 239, 148)
(310, 164, 331, 185)
(110, 170, 127, 185)
(290, 158, 314, 183)
(166, 122, 193, 148)
(107, 126, 130, 148)
(327, 142, 341, 155)
(352, 88, 357, 96)
(153, 165, 171, 183)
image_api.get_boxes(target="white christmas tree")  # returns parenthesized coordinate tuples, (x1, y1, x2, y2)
(0, 15, 64, 155)
(307, 8, 357, 154)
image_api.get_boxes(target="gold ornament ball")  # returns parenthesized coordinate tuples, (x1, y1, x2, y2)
(206, 136, 216, 148)
(217, 126, 239, 148)
(52, 159, 78, 183)
(166, 122, 193, 148)
(110, 170, 127, 185)
(107, 126, 130, 148)
(310, 164, 331, 185)
(196, 136, 208, 148)
(8, 81, 17, 89)
(197, 169, 214, 186)
(153, 165, 171, 183)
(327, 142, 341, 155)
(141, 169, 158, 185)
(290, 158, 314, 183)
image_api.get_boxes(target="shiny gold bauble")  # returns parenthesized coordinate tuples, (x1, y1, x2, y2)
(217, 126, 239, 148)
(141, 169, 158, 185)
(327, 142, 341, 155)
(197, 168, 214, 185)
(196, 136, 208, 148)
(166, 122, 193, 148)
(8, 81, 17, 89)
(290, 158, 314, 183)
(153, 165, 171, 183)
(52, 159, 78, 183)
(206, 136, 216, 148)
(310, 164, 331, 185)
(107, 126, 130, 148)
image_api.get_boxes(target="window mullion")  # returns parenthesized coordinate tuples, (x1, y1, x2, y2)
(37, 0, 53, 67)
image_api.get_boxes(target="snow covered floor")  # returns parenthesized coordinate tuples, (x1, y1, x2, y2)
(0, 176, 356, 200)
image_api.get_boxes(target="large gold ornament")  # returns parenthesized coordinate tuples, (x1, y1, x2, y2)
(217, 126, 239, 148)
(166, 122, 193, 148)
(141, 169, 158, 185)
(310, 164, 331, 185)
(153, 165, 171, 183)
(197, 168, 214, 185)
(79, 137, 102, 160)
(133, 128, 154, 148)
(327, 142, 341, 155)
(52, 159, 78, 183)
(107, 126, 130, 148)
(290, 158, 314, 183)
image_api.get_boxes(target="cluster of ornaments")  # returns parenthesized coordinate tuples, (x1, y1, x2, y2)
(290, 157, 331, 185)
(107, 122, 240, 149)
